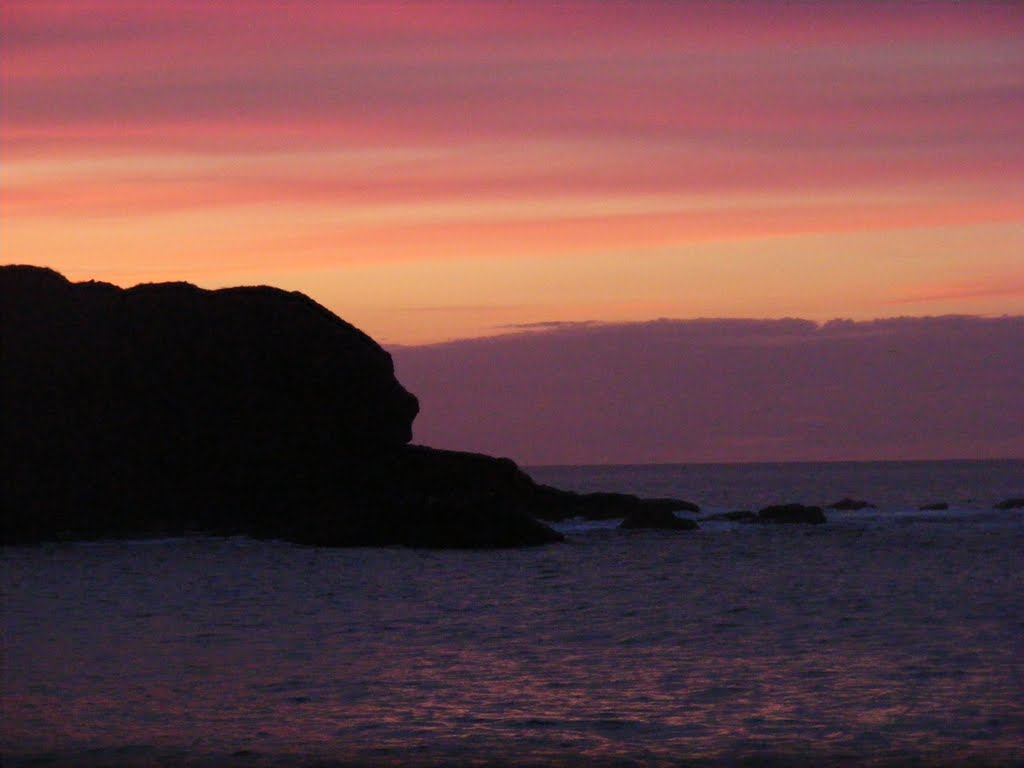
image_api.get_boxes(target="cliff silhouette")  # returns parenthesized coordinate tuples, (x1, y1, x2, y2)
(1, 266, 697, 547)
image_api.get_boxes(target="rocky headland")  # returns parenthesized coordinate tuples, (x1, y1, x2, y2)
(1, 266, 706, 548)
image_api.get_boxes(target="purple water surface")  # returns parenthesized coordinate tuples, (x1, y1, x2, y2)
(3, 461, 1023, 767)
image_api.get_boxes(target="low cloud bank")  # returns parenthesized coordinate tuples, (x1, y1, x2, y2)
(391, 316, 1024, 465)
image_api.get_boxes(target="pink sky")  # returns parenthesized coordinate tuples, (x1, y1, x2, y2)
(4, 1, 1022, 345)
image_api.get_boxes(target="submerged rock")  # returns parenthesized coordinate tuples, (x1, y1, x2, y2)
(699, 510, 758, 523)
(994, 498, 1024, 510)
(827, 497, 876, 511)
(756, 504, 827, 525)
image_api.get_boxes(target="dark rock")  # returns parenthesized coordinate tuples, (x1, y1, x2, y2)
(642, 496, 701, 514)
(1, 266, 564, 548)
(994, 498, 1024, 510)
(359, 445, 563, 547)
(699, 510, 757, 523)
(529, 486, 699, 521)
(404, 493, 564, 548)
(278, 483, 563, 549)
(918, 502, 949, 511)
(619, 508, 699, 531)
(826, 497, 876, 511)
(756, 503, 826, 525)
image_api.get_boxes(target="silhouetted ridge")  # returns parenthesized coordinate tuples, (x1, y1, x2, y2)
(2, 266, 708, 547)
(1, 266, 428, 542)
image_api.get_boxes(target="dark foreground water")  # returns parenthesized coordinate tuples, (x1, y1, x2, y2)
(3, 460, 1023, 767)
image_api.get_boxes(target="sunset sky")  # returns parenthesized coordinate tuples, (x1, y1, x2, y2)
(4, 1, 1022, 346)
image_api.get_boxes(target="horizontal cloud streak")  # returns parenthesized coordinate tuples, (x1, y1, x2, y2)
(892, 275, 1024, 304)
(6, 142, 1019, 220)
(5, 2, 1022, 153)
(3, 1, 1022, 343)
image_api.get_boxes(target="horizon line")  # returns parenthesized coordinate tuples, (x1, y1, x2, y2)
(522, 456, 1024, 470)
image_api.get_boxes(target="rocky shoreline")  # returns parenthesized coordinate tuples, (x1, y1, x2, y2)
(2, 266, 715, 548)
(10, 267, 1013, 548)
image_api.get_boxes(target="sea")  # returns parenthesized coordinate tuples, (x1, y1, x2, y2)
(3, 459, 1023, 768)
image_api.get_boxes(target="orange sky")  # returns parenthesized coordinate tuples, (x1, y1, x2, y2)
(3, 1, 1022, 345)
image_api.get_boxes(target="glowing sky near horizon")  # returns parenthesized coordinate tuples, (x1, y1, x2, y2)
(3, 1, 1022, 344)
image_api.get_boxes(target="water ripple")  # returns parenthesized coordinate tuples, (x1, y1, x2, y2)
(3, 518, 1023, 766)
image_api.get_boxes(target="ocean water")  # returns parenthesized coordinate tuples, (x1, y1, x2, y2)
(2, 460, 1023, 767)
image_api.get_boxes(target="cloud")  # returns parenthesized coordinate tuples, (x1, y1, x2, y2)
(891, 276, 1024, 304)
(497, 320, 600, 332)
(390, 315, 1024, 464)
(5, 1, 1022, 156)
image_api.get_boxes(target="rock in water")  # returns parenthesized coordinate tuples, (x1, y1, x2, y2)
(827, 497, 876, 511)
(1, 266, 562, 548)
(699, 510, 757, 523)
(358, 445, 564, 547)
(994, 498, 1024, 510)
(618, 508, 699, 531)
(756, 503, 827, 525)
(529, 487, 699, 521)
